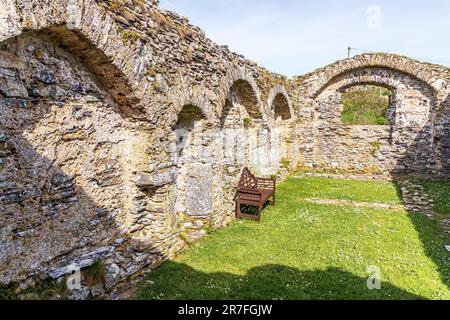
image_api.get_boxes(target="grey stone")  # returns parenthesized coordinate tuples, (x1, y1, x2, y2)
(0, 0, 447, 301)
(186, 164, 213, 217)
(155, 74, 168, 93)
(0, 77, 28, 98)
(67, 288, 91, 300)
(136, 167, 177, 187)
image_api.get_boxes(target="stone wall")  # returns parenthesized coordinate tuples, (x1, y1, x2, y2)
(294, 54, 450, 178)
(0, 30, 139, 295)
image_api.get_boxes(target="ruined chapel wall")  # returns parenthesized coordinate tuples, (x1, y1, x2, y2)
(293, 54, 450, 178)
(0, 31, 146, 295)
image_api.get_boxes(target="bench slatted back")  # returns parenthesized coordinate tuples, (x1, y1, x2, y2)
(238, 167, 258, 190)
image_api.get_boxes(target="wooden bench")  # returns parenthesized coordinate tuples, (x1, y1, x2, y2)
(235, 167, 276, 222)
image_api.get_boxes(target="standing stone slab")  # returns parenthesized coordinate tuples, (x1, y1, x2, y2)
(186, 164, 213, 217)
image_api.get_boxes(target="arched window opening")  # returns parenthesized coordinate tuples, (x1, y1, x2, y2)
(273, 93, 292, 121)
(228, 80, 261, 120)
(173, 104, 205, 163)
(220, 99, 240, 129)
(341, 85, 394, 125)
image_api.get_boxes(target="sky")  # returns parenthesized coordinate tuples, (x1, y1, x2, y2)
(159, 0, 450, 77)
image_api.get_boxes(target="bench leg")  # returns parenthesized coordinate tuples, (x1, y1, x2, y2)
(272, 193, 276, 205)
(236, 201, 241, 219)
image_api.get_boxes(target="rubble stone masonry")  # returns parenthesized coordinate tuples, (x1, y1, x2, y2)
(0, 0, 448, 297)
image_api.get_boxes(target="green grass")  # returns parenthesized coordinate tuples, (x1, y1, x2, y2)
(290, 177, 403, 204)
(0, 278, 68, 300)
(135, 177, 450, 300)
(290, 176, 403, 204)
(341, 85, 391, 125)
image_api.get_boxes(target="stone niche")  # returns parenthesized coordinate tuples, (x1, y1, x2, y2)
(269, 91, 296, 177)
(220, 79, 262, 175)
(273, 93, 292, 122)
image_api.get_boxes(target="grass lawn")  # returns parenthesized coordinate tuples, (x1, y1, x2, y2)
(420, 180, 450, 219)
(135, 177, 450, 300)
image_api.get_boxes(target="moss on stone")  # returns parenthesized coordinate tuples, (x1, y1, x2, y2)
(280, 157, 292, 170)
(176, 24, 194, 40)
(184, 46, 194, 61)
(33, 48, 43, 60)
(108, 0, 125, 12)
(243, 117, 253, 128)
(121, 29, 141, 45)
(370, 141, 382, 150)
(151, 9, 175, 30)
(21, 278, 68, 300)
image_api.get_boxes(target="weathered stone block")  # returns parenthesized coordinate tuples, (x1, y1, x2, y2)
(136, 167, 177, 188)
(186, 164, 213, 217)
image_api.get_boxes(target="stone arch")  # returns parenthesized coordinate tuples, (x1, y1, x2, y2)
(0, 1, 164, 289)
(308, 59, 442, 175)
(0, 0, 146, 118)
(219, 75, 262, 169)
(228, 79, 262, 119)
(314, 66, 437, 128)
(0, 26, 143, 286)
(217, 70, 263, 214)
(268, 85, 293, 122)
(169, 85, 215, 126)
(337, 81, 395, 93)
(218, 68, 263, 123)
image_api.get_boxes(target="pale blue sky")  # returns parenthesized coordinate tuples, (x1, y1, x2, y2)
(160, 0, 450, 76)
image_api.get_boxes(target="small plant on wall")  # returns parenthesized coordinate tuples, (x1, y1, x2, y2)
(243, 117, 253, 129)
(370, 141, 382, 157)
(85, 260, 107, 289)
(280, 157, 292, 170)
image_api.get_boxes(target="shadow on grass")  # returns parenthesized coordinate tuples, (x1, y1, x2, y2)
(136, 262, 425, 300)
(407, 211, 450, 290)
(392, 178, 450, 292)
(236, 202, 272, 218)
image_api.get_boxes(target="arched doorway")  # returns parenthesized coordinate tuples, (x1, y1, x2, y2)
(220, 78, 262, 214)
(269, 89, 295, 177)
(172, 104, 213, 218)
